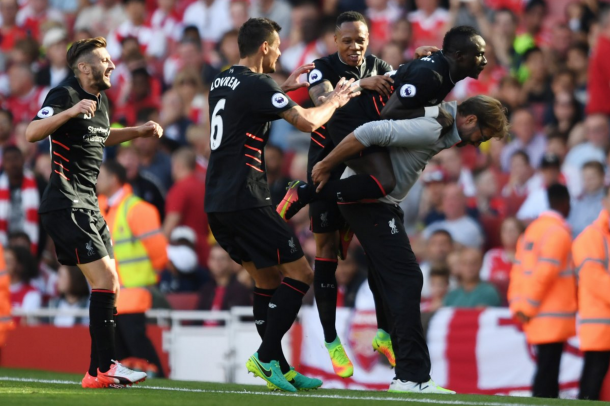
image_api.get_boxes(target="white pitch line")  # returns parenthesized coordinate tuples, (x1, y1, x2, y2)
(0, 376, 554, 406)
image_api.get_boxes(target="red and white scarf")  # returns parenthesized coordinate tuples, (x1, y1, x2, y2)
(0, 170, 39, 252)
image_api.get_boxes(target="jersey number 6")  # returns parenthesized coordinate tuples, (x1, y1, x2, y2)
(210, 98, 226, 150)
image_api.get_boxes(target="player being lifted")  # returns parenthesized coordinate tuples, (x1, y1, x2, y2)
(25, 37, 163, 388)
(204, 18, 358, 392)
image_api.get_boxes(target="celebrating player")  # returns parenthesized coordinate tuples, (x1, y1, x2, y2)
(312, 95, 509, 393)
(25, 37, 163, 388)
(204, 18, 358, 392)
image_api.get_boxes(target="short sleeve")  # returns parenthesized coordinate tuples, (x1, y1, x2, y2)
(307, 59, 334, 87)
(252, 76, 297, 117)
(32, 87, 71, 122)
(376, 58, 393, 75)
(165, 183, 187, 215)
(395, 67, 442, 109)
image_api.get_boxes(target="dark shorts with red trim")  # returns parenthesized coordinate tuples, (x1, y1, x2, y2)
(41, 208, 114, 266)
(208, 205, 304, 268)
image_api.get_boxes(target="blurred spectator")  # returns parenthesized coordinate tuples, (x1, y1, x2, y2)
(365, 0, 402, 54)
(74, 0, 126, 40)
(0, 0, 26, 53)
(566, 42, 588, 106)
(517, 153, 564, 222)
(488, 8, 517, 69)
(3, 63, 48, 124)
(163, 147, 209, 265)
(519, 47, 552, 105)
(185, 123, 210, 175)
(134, 131, 173, 190)
(36, 27, 69, 88)
(47, 265, 89, 327)
(480, 217, 523, 303)
(0, 109, 13, 163)
(502, 150, 537, 202)
(10, 230, 57, 299)
(114, 69, 163, 126)
(379, 41, 405, 71)
(334, 251, 365, 308)
(586, 7, 610, 116)
(229, 0, 249, 30)
(544, 90, 583, 141)
(163, 38, 212, 87)
(495, 76, 523, 118)
(408, 0, 449, 49)
(7, 246, 41, 317)
(568, 161, 605, 238)
(447, 0, 491, 35)
(472, 169, 504, 217)
(159, 89, 193, 149)
(172, 69, 208, 124)
(0, 146, 39, 253)
(116, 145, 166, 219)
(443, 247, 501, 308)
(437, 148, 476, 197)
(420, 267, 450, 313)
(420, 229, 453, 299)
(250, 0, 292, 40)
(106, 0, 167, 60)
(16, 0, 64, 41)
(182, 0, 231, 45)
(513, 0, 548, 55)
(149, 0, 183, 45)
(423, 183, 484, 249)
(216, 29, 240, 72)
(281, 2, 322, 75)
(501, 108, 547, 172)
(389, 19, 414, 61)
(266, 144, 290, 207)
(196, 245, 251, 314)
(0, 244, 11, 350)
(160, 226, 208, 292)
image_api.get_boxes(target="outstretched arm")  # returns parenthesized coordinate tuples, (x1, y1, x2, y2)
(105, 121, 163, 146)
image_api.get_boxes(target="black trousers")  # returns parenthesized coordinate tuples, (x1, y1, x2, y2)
(579, 350, 610, 400)
(532, 342, 564, 398)
(340, 203, 430, 382)
(115, 313, 164, 377)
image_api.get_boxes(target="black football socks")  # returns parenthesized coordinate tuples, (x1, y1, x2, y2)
(257, 278, 309, 366)
(298, 174, 387, 203)
(90, 290, 117, 373)
(253, 287, 291, 373)
(314, 258, 339, 343)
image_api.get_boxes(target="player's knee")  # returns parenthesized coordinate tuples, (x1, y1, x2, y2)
(315, 235, 338, 258)
(255, 270, 282, 290)
(300, 268, 314, 285)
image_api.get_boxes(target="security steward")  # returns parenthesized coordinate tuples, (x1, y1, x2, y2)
(97, 160, 168, 377)
(509, 183, 577, 398)
(0, 244, 12, 360)
(572, 186, 610, 400)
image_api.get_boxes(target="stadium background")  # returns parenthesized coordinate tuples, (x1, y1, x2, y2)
(1, 0, 610, 400)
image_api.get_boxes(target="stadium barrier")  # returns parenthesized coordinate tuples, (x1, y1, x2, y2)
(4, 306, 610, 399)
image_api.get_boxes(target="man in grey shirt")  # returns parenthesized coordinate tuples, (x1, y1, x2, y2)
(311, 95, 509, 394)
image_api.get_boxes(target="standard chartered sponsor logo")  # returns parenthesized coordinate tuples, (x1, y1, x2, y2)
(84, 126, 110, 143)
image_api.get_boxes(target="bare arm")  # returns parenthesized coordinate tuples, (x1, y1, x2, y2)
(310, 133, 366, 189)
(308, 81, 334, 107)
(25, 99, 97, 143)
(105, 121, 163, 146)
(162, 212, 181, 237)
(279, 78, 359, 132)
(380, 92, 425, 120)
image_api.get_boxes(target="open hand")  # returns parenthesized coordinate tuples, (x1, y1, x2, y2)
(69, 99, 97, 118)
(414, 46, 440, 59)
(326, 77, 360, 109)
(281, 63, 315, 92)
(360, 75, 394, 98)
(138, 121, 163, 139)
(311, 161, 331, 192)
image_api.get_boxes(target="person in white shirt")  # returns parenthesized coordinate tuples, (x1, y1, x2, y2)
(182, 0, 232, 44)
(517, 153, 564, 223)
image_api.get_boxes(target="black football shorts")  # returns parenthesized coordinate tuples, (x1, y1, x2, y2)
(41, 208, 114, 266)
(208, 206, 304, 268)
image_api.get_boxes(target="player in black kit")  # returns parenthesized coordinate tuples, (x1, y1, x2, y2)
(204, 18, 358, 392)
(25, 37, 163, 389)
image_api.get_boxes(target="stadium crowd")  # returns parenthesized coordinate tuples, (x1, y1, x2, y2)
(1, 0, 610, 397)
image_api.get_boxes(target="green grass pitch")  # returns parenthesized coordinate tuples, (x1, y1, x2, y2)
(0, 368, 602, 406)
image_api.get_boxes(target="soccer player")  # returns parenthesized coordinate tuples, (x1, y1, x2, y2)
(312, 95, 509, 393)
(205, 18, 358, 392)
(25, 37, 162, 389)
(279, 26, 487, 212)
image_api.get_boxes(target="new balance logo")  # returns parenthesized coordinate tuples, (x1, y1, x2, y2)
(254, 320, 265, 325)
(269, 303, 277, 308)
(389, 218, 398, 234)
(86, 241, 95, 256)
(337, 192, 344, 202)
(418, 384, 429, 391)
(83, 113, 92, 119)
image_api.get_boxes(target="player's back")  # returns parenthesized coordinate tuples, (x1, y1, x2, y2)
(393, 51, 454, 107)
(205, 66, 295, 213)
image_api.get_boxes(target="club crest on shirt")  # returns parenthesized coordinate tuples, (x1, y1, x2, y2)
(400, 84, 416, 98)
(37, 107, 54, 118)
(272, 93, 289, 108)
(309, 69, 322, 83)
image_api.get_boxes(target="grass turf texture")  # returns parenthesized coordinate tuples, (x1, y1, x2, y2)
(0, 368, 601, 406)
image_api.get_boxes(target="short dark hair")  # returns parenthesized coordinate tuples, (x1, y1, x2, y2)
(429, 266, 450, 281)
(0, 108, 13, 122)
(8, 246, 38, 283)
(237, 18, 281, 58)
(525, 0, 546, 13)
(67, 37, 107, 73)
(442, 26, 480, 54)
(510, 150, 530, 165)
(429, 229, 453, 242)
(336, 11, 366, 29)
(582, 161, 605, 176)
(547, 183, 570, 210)
(102, 160, 127, 185)
(2, 145, 22, 158)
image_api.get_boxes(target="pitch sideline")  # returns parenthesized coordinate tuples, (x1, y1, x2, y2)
(0, 376, 556, 406)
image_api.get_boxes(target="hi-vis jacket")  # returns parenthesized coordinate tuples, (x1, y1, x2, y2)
(508, 211, 577, 344)
(572, 210, 610, 351)
(0, 244, 12, 346)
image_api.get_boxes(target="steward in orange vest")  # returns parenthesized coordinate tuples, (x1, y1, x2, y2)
(97, 161, 167, 377)
(572, 188, 610, 400)
(0, 244, 13, 355)
(509, 184, 577, 398)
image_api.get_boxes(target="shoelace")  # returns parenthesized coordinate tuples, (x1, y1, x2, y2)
(110, 360, 133, 375)
(330, 345, 350, 365)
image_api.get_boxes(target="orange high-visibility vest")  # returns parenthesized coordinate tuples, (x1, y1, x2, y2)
(508, 211, 577, 344)
(572, 210, 610, 351)
(0, 244, 13, 346)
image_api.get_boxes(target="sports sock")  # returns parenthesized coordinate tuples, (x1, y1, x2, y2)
(90, 289, 117, 373)
(299, 175, 386, 203)
(253, 287, 290, 374)
(313, 258, 339, 343)
(257, 278, 309, 365)
(88, 325, 98, 376)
